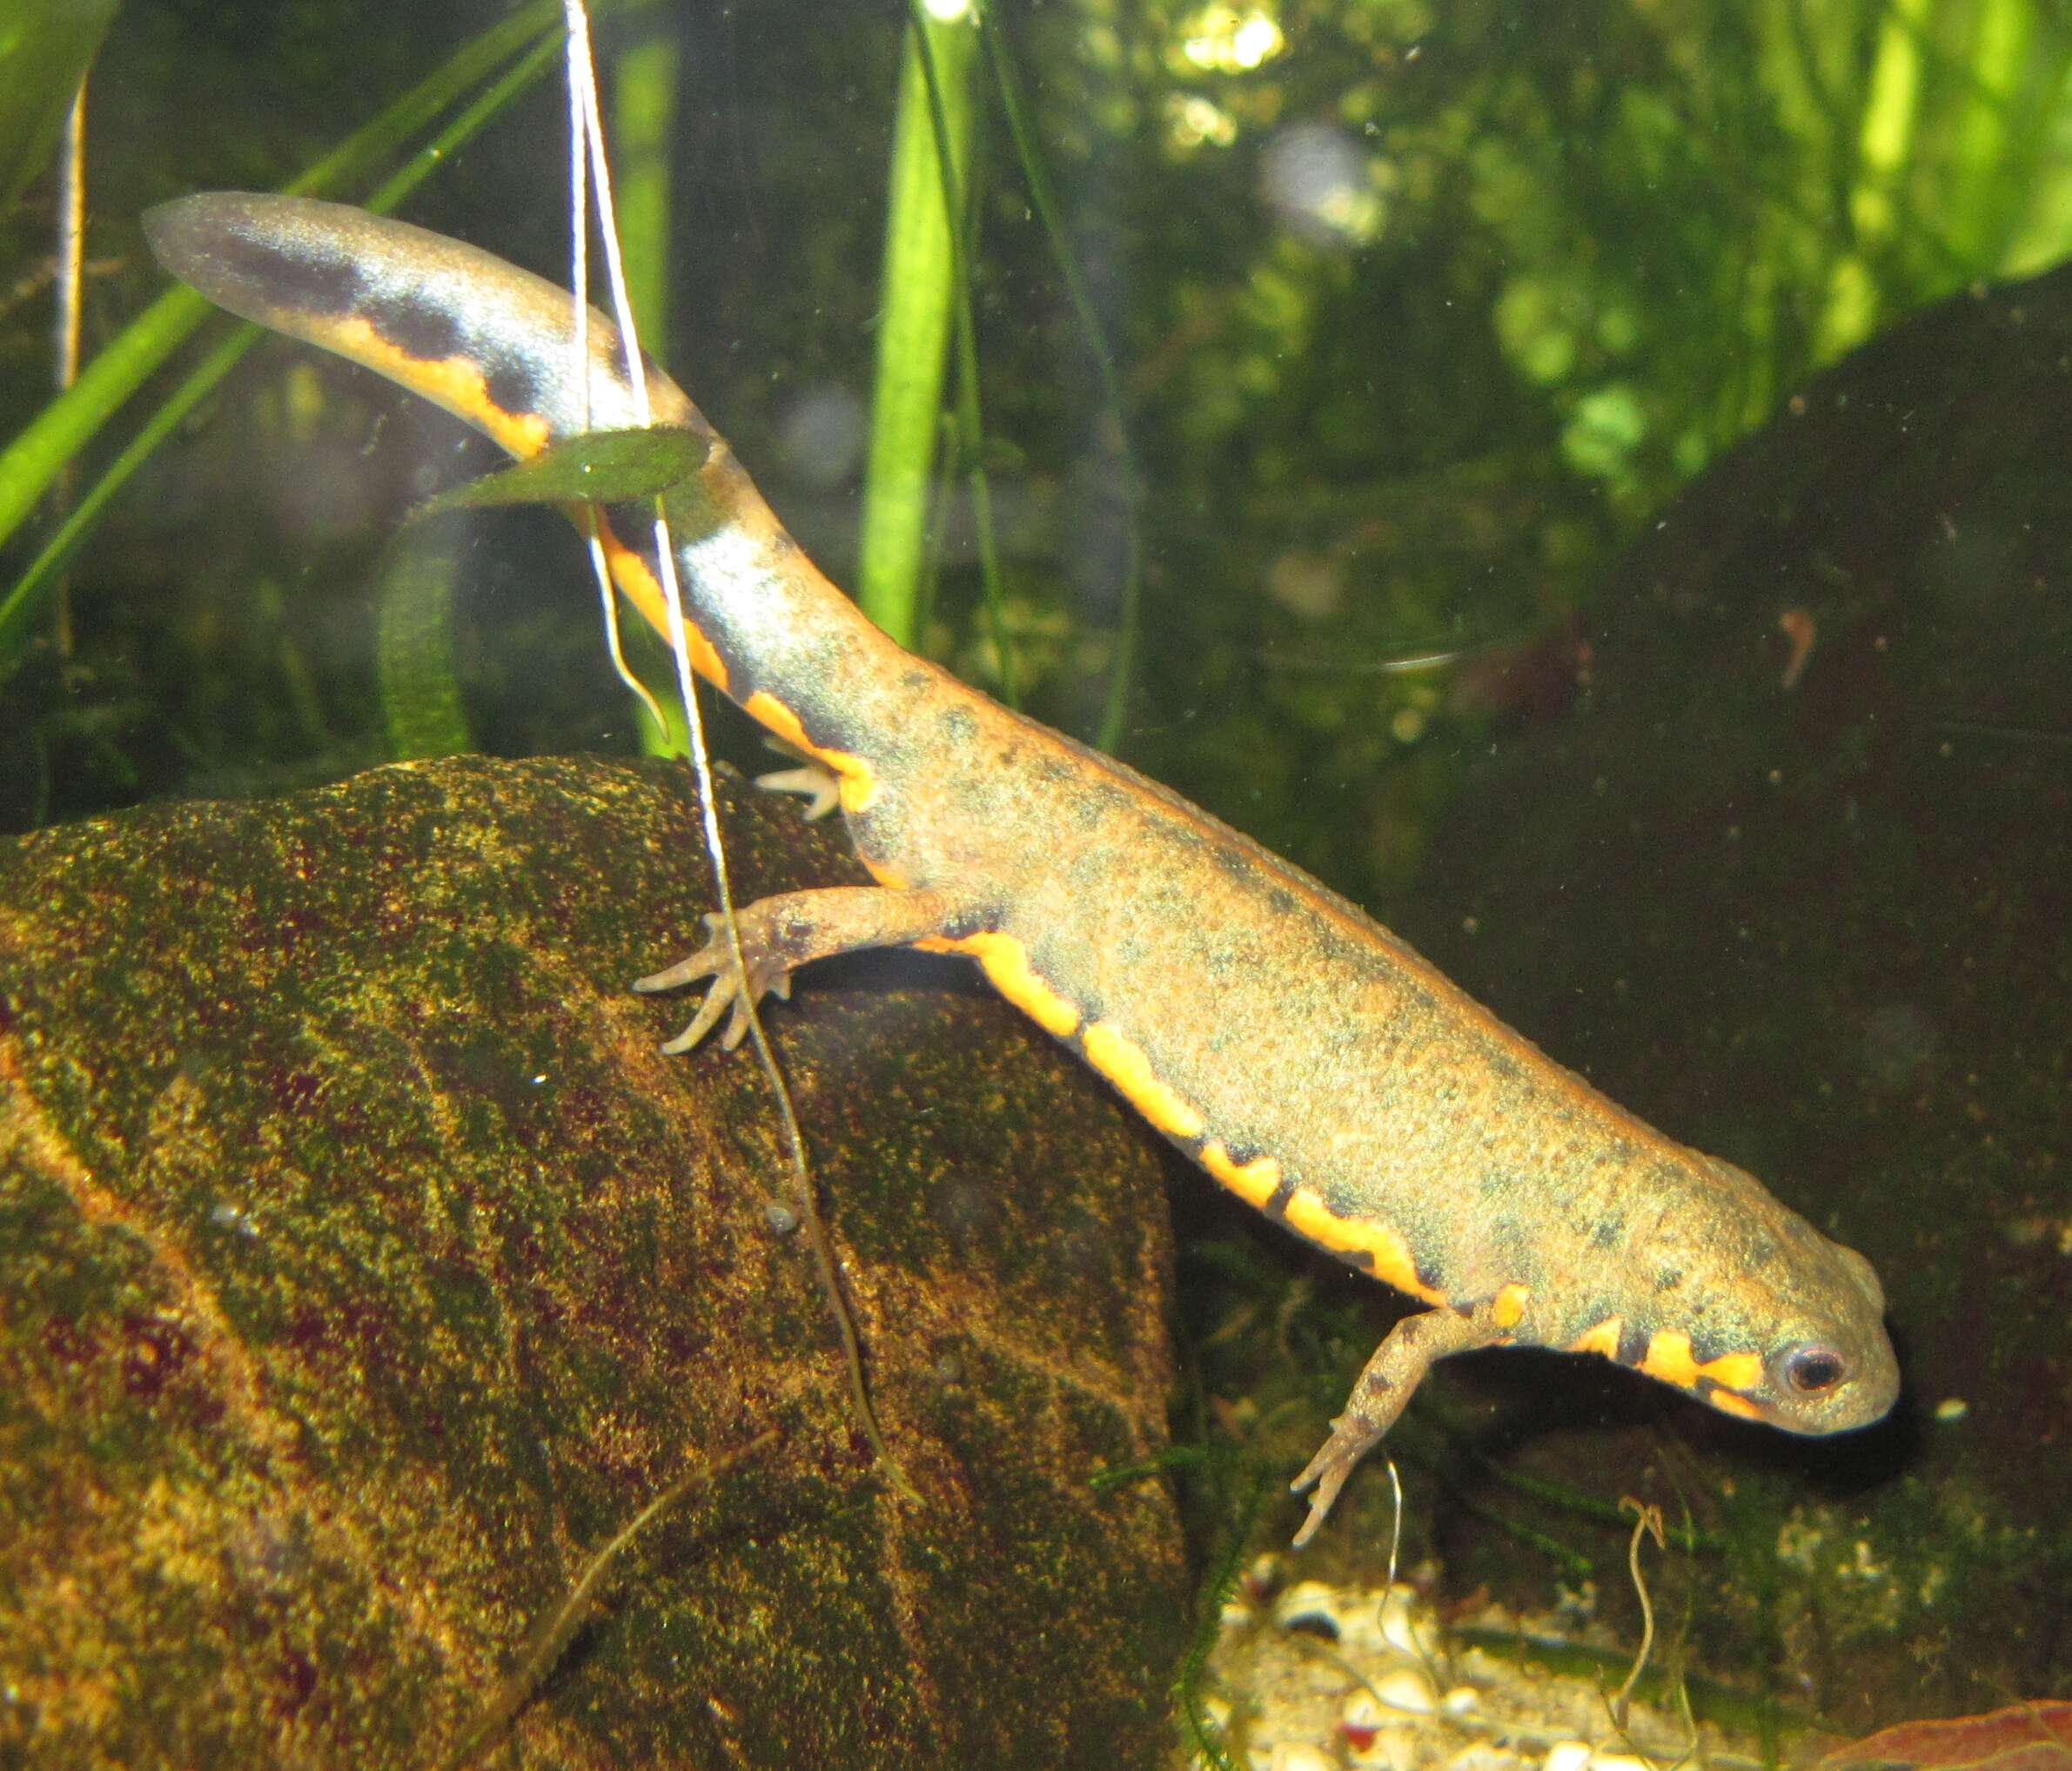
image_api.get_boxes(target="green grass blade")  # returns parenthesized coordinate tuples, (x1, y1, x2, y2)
(0, 321, 240, 688)
(855, 8, 976, 650)
(909, 0, 1016, 708)
(613, 29, 680, 356)
(0, 0, 119, 211)
(979, 8, 1143, 751)
(376, 526, 476, 761)
(407, 426, 708, 520)
(606, 25, 681, 757)
(0, 1, 568, 559)
(0, 278, 218, 574)
(0, 7, 580, 687)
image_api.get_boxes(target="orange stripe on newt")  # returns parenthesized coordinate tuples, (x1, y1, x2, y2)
(1567, 1316, 1624, 1360)
(915, 932, 1081, 1038)
(860, 855, 914, 890)
(303, 313, 741, 700)
(1639, 1331, 1764, 1396)
(1279, 1187, 1440, 1304)
(1490, 1282, 1531, 1331)
(1081, 1022, 1205, 1141)
(311, 313, 553, 460)
(1198, 1140, 1282, 1209)
(591, 524, 730, 691)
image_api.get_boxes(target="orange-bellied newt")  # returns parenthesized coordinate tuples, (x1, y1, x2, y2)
(143, 192, 1901, 1544)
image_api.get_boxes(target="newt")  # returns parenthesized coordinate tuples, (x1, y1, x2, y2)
(143, 193, 1901, 1544)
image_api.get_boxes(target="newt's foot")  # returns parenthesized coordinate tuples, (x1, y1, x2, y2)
(1289, 1410, 1384, 1548)
(634, 913, 793, 1054)
(754, 748, 841, 820)
(637, 884, 969, 1057)
(1284, 1304, 1498, 1547)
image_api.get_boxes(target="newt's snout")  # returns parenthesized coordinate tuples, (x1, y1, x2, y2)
(1707, 1236, 1899, 1435)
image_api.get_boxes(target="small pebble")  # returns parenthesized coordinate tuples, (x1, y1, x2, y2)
(1245, 1552, 1288, 1601)
(1371, 1664, 1438, 1715)
(1341, 1689, 1386, 1735)
(1378, 1584, 1425, 1655)
(1351, 1725, 1424, 1770)
(1447, 1748, 1526, 1771)
(1204, 1575, 1752, 1771)
(1274, 1580, 1348, 1640)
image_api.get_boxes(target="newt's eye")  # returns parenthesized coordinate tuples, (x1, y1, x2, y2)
(1780, 1344, 1847, 1395)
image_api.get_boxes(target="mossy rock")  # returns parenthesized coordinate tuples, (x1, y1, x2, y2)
(0, 755, 1187, 1768)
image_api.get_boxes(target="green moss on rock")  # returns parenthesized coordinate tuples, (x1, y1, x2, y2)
(0, 755, 1187, 1768)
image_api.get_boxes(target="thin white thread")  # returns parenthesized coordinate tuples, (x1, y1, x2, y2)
(563, 5, 668, 736)
(560, 3, 915, 1503)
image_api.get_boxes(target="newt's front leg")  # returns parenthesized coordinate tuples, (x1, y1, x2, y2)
(636, 885, 974, 1052)
(1291, 1303, 1508, 1546)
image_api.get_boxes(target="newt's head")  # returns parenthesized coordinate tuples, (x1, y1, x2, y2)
(1577, 1154, 1901, 1437)
(1697, 1232, 1900, 1435)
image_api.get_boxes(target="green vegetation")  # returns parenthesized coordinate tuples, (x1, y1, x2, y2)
(0, 3, 584, 694)
(5, 0, 2059, 835)
(0, 0, 2067, 1721)
(0, 0, 118, 211)
(855, 4, 979, 653)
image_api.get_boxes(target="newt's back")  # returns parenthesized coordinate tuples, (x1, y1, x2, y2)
(853, 686, 1895, 1445)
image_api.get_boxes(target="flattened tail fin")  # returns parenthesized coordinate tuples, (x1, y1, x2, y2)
(143, 191, 706, 463)
(146, 191, 898, 731)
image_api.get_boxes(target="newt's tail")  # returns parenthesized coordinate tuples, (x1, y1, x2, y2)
(142, 192, 707, 462)
(144, 193, 915, 775)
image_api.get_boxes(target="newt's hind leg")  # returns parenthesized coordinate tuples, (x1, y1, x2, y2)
(1289, 1303, 1503, 1546)
(635, 886, 969, 1054)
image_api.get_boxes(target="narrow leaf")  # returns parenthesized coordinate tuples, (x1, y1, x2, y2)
(407, 427, 708, 520)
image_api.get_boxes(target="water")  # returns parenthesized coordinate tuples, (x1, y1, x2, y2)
(2, 0, 2068, 1759)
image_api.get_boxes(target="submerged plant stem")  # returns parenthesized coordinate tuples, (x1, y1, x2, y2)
(909, 0, 1016, 708)
(856, 9, 976, 651)
(978, 7, 1143, 752)
(440, 1429, 780, 1771)
(561, 10, 919, 1510)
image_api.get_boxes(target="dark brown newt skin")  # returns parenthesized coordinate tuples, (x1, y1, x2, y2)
(144, 193, 1901, 1543)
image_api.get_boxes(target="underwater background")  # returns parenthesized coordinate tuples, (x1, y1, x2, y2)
(0, 1, 2069, 1764)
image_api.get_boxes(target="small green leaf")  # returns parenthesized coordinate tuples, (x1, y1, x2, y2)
(409, 427, 708, 520)
(0, 0, 120, 212)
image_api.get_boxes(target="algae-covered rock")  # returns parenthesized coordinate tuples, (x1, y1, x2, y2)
(0, 755, 1187, 1768)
